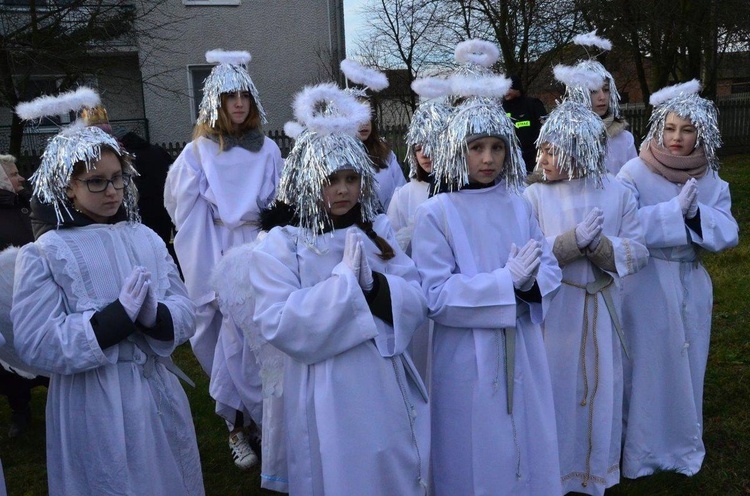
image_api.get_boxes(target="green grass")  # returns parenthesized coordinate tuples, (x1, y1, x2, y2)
(1, 155, 749, 495)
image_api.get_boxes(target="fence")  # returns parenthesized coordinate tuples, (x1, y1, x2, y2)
(3, 97, 749, 177)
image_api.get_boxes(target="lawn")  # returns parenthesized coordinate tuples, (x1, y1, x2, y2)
(1, 155, 748, 495)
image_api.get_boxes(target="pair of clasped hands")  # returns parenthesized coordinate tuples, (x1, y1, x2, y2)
(342, 228, 374, 292)
(118, 266, 158, 328)
(677, 178, 700, 219)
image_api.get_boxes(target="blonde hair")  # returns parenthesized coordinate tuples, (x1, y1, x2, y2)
(192, 92, 261, 151)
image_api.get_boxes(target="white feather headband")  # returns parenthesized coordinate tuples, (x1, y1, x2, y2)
(455, 39, 500, 68)
(283, 121, 305, 139)
(411, 77, 452, 99)
(16, 87, 100, 121)
(649, 79, 701, 106)
(205, 49, 251, 66)
(293, 82, 371, 136)
(448, 74, 512, 99)
(573, 30, 612, 52)
(553, 64, 605, 91)
(340, 59, 389, 92)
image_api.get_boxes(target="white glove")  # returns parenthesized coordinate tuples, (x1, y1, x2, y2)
(678, 179, 698, 217)
(505, 240, 542, 291)
(575, 208, 604, 249)
(357, 237, 374, 292)
(119, 267, 149, 322)
(137, 273, 158, 328)
(342, 228, 362, 281)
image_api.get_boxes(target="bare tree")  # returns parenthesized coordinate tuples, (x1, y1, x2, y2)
(0, 0, 189, 156)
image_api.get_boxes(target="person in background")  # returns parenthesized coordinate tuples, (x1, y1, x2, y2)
(0, 154, 49, 438)
(502, 74, 547, 174)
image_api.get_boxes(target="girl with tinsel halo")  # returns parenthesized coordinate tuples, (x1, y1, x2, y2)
(341, 59, 407, 211)
(617, 80, 738, 479)
(11, 88, 203, 496)
(561, 30, 638, 175)
(523, 80, 648, 493)
(410, 39, 563, 496)
(237, 82, 430, 496)
(164, 49, 283, 470)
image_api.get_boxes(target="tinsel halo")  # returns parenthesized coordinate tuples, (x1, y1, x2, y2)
(535, 100, 608, 185)
(642, 80, 721, 170)
(17, 88, 139, 226)
(432, 97, 525, 194)
(405, 98, 453, 177)
(197, 49, 267, 128)
(564, 59, 622, 119)
(276, 84, 379, 241)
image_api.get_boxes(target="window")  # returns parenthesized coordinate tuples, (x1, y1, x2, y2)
(188, 65, 213, 122)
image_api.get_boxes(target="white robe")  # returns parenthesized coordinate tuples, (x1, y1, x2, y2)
(411, 181, 563, 496)
(604, 130, 637, 176)
(616, 158, 739, 478)
(248, 215, 430, 496)
(11, 223, 203, 496)
(375, 151, 407, 212)
(524, 176, 648, 495)
(164, 136, 281, 424)
(386, 179, 431, 382)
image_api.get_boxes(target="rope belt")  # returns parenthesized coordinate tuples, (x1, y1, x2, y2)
(118, 341, 195, 387)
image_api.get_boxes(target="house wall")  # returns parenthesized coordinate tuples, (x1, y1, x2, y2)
(137, 0, 345, 145)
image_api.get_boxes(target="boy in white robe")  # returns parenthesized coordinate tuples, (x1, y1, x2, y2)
(523, 99, 648, 495)
(410, 57, 563, 495)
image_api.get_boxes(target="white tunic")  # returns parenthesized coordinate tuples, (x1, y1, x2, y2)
(375, 151, 407, 212)
(248, 215, 430, 496)
(11, 223, 203, 496)
(524, 176, 648, 495)
(605, 130, 637, 176)
(164, 136, 281, 424)
(616, 158, 738, 478)
(411, 181, 563, 496)
(386, 179, 431, 381)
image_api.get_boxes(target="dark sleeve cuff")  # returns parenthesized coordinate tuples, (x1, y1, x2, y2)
(685, 208, 702, 238)
(90, 300, 137, 350)
(515, 281, 542, 303)
(364, 272, 394, 326)
(137, 303, 175, 341)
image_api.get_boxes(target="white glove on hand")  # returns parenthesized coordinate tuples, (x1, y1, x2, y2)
(678, 178, 698, 217)
(342, 228, 362, 281)
(575, 208, 604, 250)
(505, 240, 542, 291)
(119, 267, 149, 322)
(357, 236, 374, 292)
(137, 273, 158, 328)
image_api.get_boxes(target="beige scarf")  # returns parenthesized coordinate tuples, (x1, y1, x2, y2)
(639, 140, 708, 183)
(602, 113, 628, 138)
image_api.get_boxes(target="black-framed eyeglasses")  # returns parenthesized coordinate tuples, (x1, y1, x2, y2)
(75, 174, 131, 193)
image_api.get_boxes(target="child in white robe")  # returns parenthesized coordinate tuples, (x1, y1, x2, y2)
(523, 99, 648, 495)
(11, 90, 203, 496)
(617, 80, 739, 478)
(410, 53, 563, 495)
(242, 84, 430, 496)
(164, 49, 282, 468)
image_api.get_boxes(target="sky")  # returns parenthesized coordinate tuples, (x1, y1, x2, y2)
(343, 0, 368, 56)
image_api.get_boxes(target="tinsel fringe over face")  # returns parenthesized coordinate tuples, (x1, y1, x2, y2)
(30, 124, 140, 225)
(197, 64, 267, 128)
(643, 90, 722, 171)
(405, 99, 453, 177)
(565, 60, 621, 119)
(535, 100, 608, 186)
(432, 97, 526, 194)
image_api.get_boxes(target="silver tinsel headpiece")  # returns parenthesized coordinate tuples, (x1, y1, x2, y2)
(15, 87, 139, 226)
(197, 49, 267, 128)
(564, 60, 621, 118)
(405, 95, 453, 177)
(643, 79, 721, 170)
(433, 97, 526, 193)
(277, 83, 378, 241)
(536, 100, 608, 185)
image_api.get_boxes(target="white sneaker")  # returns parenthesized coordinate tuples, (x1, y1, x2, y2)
(229, 431, 259, 470)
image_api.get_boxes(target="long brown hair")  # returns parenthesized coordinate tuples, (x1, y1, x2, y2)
(357, 219, 395, 260)
(360, 100, 391, 170)
(192, 92, 261, 150)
